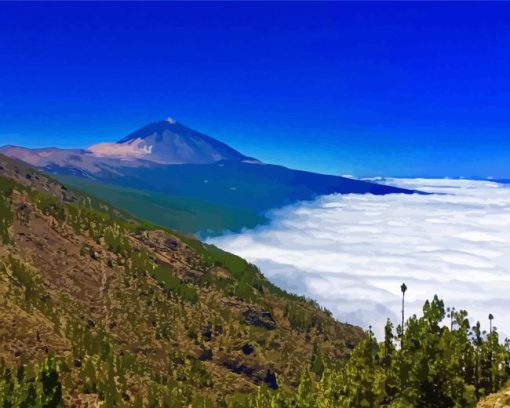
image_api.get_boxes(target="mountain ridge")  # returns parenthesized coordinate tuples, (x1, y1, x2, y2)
(0, 118, 258, 170)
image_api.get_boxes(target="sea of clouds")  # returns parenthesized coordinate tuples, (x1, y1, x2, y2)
(208, 178, 510, 337)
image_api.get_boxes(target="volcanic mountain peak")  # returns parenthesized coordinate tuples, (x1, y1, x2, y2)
(88, 118, 256, 164)
(0, 119, 258, 169)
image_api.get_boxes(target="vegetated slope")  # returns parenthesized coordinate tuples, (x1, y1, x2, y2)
(47, 160, 415, 214)
(47, 160, 416, 235)
(0, 118, 256, 170)
(0, 154, 363, 406)
(53, 175, 266, 236)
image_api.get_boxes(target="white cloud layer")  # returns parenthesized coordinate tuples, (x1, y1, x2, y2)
(208, 179, 510, 337)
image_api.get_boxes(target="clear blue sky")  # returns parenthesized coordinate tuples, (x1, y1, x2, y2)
(1, 2, 509, 178)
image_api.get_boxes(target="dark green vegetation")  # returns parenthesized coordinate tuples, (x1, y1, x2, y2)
(50, 161, 414, 230)
(238, 297, 510, 408)
(0, 154, 362, 406)
(55, 175, 265, 236)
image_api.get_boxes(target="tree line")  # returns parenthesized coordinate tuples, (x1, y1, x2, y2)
(234, 288, 510, 408)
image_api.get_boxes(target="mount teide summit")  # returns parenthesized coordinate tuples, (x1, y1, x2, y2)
(88, 117, 258, 164)
(0, 117, 257, 173)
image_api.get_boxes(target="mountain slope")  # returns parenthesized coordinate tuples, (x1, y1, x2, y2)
(54, 175, 266, 235)
(0, 119, 417, 234)
(0, 144, 155, 175)
(86, 160, 413, 212)
(0, 154, 363, 405)
(49, 160, 416, 235)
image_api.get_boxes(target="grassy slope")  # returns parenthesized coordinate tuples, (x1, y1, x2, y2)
(55, 175, 265, 235)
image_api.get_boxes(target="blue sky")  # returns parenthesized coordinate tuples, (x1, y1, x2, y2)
(0, 2, 509, 178)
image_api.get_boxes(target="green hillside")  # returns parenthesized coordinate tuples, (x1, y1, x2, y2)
(29, 159, 417, 237)
(0, 154, 363, 406)
(55, 175, 265, 236)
